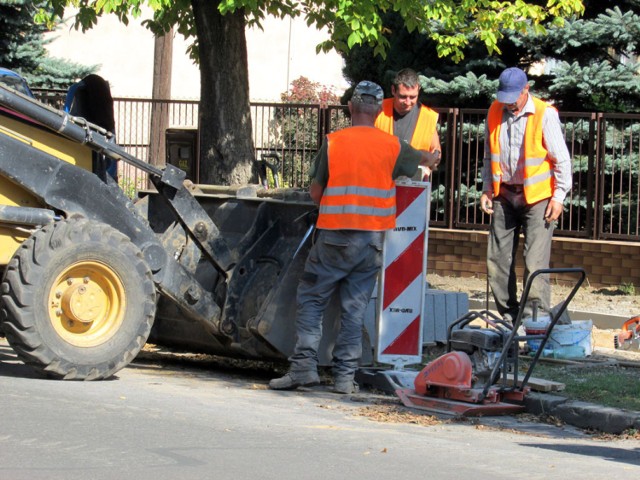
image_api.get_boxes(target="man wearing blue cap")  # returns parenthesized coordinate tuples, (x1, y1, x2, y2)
(269, 81, 439, 394)
(479, 67, 572, 324)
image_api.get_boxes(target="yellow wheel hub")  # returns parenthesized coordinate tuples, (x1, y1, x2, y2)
(48, 261, 125, 347)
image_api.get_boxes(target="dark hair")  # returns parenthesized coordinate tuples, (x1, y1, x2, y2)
(352, 94, 378, 105)
(392, 68, 420, 90)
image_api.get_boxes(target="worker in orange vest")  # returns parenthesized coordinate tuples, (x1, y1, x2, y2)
(480, 67, 572, 324)
(374, 68, 441, 178)
(269, 81, 439, 394)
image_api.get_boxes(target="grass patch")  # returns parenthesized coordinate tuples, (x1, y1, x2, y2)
(522, 360, 640, 411)
(619, 282, 636, 296)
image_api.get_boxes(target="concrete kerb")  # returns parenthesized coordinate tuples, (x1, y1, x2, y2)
(525, 392, 640, 434)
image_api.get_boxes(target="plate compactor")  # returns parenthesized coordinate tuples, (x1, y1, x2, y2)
(614, 316, 640, 352)
(397, 268, 586, 416)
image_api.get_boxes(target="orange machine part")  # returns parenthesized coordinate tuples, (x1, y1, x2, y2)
(615, 315, 640, 349)
(622, 316, 640, 334)
(414, 351, 473, 394)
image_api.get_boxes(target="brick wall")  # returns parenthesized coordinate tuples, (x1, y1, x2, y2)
(427, 228, 640, 288)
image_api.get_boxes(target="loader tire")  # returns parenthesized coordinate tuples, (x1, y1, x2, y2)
(0, 218, 157, 380)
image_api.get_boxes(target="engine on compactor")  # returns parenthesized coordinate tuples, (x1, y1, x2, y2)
(448, 327, 514, 388)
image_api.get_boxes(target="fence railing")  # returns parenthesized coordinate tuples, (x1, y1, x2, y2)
(31, 90, 640, 242)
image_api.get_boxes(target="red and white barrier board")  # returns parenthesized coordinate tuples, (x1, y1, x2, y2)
(375, 180, 430, 368)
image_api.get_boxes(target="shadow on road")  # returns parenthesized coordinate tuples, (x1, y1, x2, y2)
(521, 442, 640, 467)
(0, 343, 43, 379)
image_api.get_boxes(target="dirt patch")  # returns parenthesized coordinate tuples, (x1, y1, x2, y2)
(428, 273, 640, 318)
(356, 404, 442, 427)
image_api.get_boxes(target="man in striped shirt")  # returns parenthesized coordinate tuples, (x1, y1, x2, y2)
(480, 67, 572, 325)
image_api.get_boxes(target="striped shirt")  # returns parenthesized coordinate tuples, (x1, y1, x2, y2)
(481, 94, 572, 203)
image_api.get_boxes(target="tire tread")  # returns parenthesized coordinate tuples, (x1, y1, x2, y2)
(1, 218, 157, 380)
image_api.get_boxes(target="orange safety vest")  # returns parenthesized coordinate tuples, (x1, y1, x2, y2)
(488, 96, 554, 204)
(375, 98, 439, 151)
(317, 127, 400, 231)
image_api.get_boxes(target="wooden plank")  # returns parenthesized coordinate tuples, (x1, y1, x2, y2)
(505, 374, 565, 392)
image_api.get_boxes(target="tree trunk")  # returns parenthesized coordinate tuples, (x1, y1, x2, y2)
(149, 30, 173, 169)
(191, 0, 255, 185)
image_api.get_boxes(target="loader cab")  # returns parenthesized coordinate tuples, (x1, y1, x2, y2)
(0, 68, 34, 98)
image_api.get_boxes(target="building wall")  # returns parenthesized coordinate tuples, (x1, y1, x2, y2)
(428, 229, 640, 288)
(45, 11, 349, 100)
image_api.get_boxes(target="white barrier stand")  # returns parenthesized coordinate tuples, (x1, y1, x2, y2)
(375, 179, 431, 380)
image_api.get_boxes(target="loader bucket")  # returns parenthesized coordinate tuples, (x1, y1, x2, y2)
(140, 186, 375, 366)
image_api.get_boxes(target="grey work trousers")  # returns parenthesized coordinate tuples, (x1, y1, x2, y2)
(487, 185, 555, 321)
(289, 229, 383, 379)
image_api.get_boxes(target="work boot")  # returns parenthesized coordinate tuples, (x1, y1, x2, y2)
(268, 371, 320, 390)
(333, 376, 359, 394)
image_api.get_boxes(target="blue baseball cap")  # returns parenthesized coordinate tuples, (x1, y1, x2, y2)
(497, 67, 528, 104)
(351, 80, 383, 105)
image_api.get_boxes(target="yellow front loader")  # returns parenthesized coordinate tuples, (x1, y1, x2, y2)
(0, 84, 355, 380)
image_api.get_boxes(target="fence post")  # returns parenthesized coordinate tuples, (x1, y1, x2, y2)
(594, 113, 605, 240)
(446, 108, 459, 230)
(319, 105, 330, 145)
(586, 113, 598, 240)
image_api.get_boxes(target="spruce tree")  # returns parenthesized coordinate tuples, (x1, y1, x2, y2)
(0, 0, 95, 89)
(519, 3, 640, 112)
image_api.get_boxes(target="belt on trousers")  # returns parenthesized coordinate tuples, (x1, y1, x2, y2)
(500, 183, 524, 193)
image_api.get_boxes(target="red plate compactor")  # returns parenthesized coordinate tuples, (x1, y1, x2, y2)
(397, 268, 586, 416)
(614, 316, 640, 352)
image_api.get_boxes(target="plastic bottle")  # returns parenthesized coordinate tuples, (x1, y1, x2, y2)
(551, 345, 585, 359)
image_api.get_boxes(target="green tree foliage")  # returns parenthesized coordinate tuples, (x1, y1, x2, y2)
(526, 4, 640, 112)
(0, 0, 95, 89)
(343, 1, 640, 113)
(340, 11, 511, 108)
(36, 0, 584, 185)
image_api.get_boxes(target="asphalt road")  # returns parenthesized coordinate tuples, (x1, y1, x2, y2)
(1, 339, 639, 480)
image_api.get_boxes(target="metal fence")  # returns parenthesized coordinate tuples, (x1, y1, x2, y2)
(31, 90, 640, 242)
(248, 103, 640, 242)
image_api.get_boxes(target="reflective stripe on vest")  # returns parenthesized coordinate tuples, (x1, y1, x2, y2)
(488, 97, 554, 204)
(374, 98, 439, 151)
(317, 127, 399, 231)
